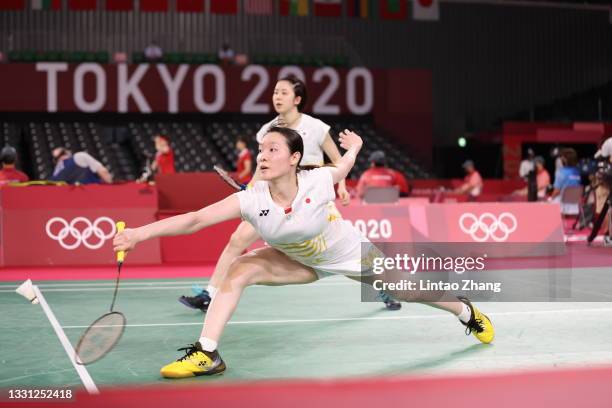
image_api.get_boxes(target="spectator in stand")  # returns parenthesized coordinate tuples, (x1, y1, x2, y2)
(356, 151, 410, 198)
(152, 134, 175, 175)
(144, 40, 163, 62)
(234, 137, 252, 185)
(518, 148, 536, 180)
(454, 160, 483, 200)
(534, 157, 552, 198)
(549, 148, 581, 198)
(218, 41, 235, 66)
(549, 148, 582, 213)
(138, 135, 175, 182)
(0, 145, 29, 186)
(50, 147, 112, 184)
(513, 156, 551, 199)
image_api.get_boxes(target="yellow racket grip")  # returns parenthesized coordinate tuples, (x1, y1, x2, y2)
(116, 221, 126, 264)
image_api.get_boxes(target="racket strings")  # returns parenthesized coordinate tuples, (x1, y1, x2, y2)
(76, 223, 127, 365)
(214, 165, 245, 191)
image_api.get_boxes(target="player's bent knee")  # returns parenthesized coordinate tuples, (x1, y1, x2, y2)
(228, 229, 252, 253)
(226, 256, 266, 287)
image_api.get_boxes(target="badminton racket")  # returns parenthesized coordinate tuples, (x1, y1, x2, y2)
(75, 221, 127, 365)
(213, 165, 246, 191)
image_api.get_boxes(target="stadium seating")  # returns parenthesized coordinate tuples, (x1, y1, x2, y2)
(5, 49, 347, 67)
(8, 50, 109, 63)
(207, 120, 429, 179)
(0, 122, 20, 148)
(4, 118, 429, 182)
(128, 121, 229, 174)
(25, 121, 118, 180)
(251, 54, 349, 67)
(505, 79, 612, 123)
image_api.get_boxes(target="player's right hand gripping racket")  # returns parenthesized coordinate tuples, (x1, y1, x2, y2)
(75, 221, 127, 365)
(213, 165, 246, 191)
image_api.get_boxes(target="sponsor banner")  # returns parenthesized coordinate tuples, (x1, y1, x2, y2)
(408, 202, 565, 257)
(0, 184, 161, 266)
(0, 63, 426, 116)
(338, 202, 412, 242)
(1, 187, 564, 266)
(248, 200, 563, 259)
(0, 63, 433, 163)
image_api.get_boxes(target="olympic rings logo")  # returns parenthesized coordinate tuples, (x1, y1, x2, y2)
(45, 217, 116, 250)
(458, 212, 518, 242)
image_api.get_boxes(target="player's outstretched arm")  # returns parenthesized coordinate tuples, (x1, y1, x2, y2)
(328, 130, 363, 184)
(113, 194, 241, 253)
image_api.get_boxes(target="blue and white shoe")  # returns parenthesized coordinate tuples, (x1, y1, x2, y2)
(179, 289, 211, 312)
(378, 291, 401, 310)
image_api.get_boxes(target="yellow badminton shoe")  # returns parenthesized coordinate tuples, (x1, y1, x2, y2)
(160, 342, 226, 378)
(458, 297, 495, 344)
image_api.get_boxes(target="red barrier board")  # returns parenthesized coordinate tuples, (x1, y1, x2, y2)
(409, 202, 564, 242)
(0, 184, 161, 266)
(0, 183, 566, 266)
(408, 202, 565, 257)
(157, 200, 566, 263)
(155, 172, 236, 211)
(157, 214, 241, 263)
(337, 200, 413, 242)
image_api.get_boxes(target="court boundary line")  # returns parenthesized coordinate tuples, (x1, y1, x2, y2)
(0, 282, 355, 293)
(59, 307, 612, 329)
(32, 286, 99, 395)
(0, 279, 354, 290)
(2, 266, 610, 290)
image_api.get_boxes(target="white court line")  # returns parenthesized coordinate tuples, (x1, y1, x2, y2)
(0, 280, 213, 288)
(60, 307, 612, 329)
(2, 267, 611, 290)
(33, 286, 99, 395)
(0, 282, 355, 293)
(0, 275, 351, 288)
(0, 287, 204, 293)
(0, 279, 354, 291)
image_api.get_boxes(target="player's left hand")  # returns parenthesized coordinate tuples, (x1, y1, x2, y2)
(339, 130, 363, 152)
(337, 186, 351, 206)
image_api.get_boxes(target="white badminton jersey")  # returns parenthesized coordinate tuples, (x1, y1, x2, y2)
(236, 167, 371, 276)
(256, 114, 330, 166)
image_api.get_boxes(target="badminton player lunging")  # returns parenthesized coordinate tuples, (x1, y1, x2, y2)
(113, 127, 494, 378)
(179, 75, 400, 311)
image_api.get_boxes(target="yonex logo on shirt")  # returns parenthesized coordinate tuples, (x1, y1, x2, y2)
(259, 210, 270, 216)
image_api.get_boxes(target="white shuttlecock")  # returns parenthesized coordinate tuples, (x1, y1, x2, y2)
(15, 279, 39, 305)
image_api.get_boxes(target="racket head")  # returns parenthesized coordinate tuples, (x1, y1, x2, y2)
(213, 165, 245, 191)
(75, 311, 126, 365)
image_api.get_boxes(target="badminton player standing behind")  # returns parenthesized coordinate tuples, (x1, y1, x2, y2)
(113, 127, 494, 378)
(234, 137, 253, 185)
(179, 75, 401, 311)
